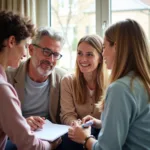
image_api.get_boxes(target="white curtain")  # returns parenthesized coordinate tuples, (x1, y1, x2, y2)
(0, 0, 50, 58)
(0, 0, 50, 27)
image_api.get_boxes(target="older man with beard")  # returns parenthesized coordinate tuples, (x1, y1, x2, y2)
(6, 27, 67, 131)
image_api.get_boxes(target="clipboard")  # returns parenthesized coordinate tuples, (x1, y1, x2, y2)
(34, 119, 69, 142)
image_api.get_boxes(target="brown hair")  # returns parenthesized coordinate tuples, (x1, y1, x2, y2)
(0, 10, 35, 51)
(104, 19, 150, 104)
(73, 34, 108, 104)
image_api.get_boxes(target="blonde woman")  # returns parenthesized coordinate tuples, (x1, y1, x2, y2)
(68, 19, 150, 150)
(59, 35, 107, 150)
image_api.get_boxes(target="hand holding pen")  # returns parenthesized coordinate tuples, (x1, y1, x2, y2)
(82, 115, 101, 129)
(68, 120, 91, 144)
(71, 119, 93, 128)
(82, 120, 94, 128)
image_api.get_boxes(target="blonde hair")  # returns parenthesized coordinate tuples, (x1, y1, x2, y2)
(102, 19, 150, 106)
(73, 34, 108, 104)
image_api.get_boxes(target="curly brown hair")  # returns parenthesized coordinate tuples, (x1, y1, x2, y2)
(0, 10, 35, 51)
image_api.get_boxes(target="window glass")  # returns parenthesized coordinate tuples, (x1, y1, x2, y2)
(111, 0, 150, 41)
(51, 0, 96, 71)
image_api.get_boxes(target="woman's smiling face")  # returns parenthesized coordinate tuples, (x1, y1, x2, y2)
(77, 42, 101, 74)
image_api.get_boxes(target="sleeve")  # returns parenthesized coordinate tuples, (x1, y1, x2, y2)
(93, 81, 136, 150)
(60, 75, 78, 125)
(0, 84, 51, 150)
(5, 67, 17, 85)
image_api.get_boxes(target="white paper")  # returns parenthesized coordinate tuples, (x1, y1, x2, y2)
(34, 119, 69, 142)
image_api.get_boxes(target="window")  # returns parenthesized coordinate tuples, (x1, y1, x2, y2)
(85, 26, 90, 34)
(51, 0, 96, 71)
(58, 0, 78, 16)
(50, 0, 150, 71)
(111, 0, 150, 40)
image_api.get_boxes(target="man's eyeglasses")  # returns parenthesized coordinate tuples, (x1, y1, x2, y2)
(32, 44, 62, 60)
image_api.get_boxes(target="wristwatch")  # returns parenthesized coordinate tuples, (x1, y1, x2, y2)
(83, 135, 95, 150)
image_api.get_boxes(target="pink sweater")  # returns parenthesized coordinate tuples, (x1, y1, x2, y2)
(0, 65, 50, 150)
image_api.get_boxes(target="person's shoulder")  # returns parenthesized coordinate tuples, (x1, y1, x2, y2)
(0, 74, 7, 85)
(110, 72, 144, 90)
(108, 75, 131, 93)
(6, 66, 18, 75)
(6, 60, 27, 76)
(0, 81, 19, 106)
(54, 67, 68, 76)
(0, 76, 14, 92)
(50, 67, 68, 82)
(61, 73, 75, 86)
(61, 73, 74, 81)
(105, 76, 134, 109)
(60, 74, 75, 92)
(107, 73, 144, 97)
(63, 73, 74, 79)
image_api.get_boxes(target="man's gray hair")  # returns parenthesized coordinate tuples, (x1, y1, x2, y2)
(32, 27, 65, 47)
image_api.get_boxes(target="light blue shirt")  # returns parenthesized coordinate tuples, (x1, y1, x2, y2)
(93, 73, 150, 150)
(22, 74, 50, 119)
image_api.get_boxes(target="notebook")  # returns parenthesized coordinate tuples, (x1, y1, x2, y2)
(34, 119, 70, 142)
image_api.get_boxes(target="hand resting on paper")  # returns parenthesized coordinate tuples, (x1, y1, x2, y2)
(50, 137, 62, 150)
(26, 116, 45, 131)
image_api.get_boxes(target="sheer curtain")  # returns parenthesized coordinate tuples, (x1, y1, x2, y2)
(0, 0, 50, 27)
(0, 0, 50, 58)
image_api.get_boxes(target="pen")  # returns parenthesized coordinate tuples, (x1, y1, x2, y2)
(82, 120, 94, 128)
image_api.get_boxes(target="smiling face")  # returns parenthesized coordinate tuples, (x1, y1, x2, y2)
(7, 37, 28, 68)
(77, 42, 100, 75)
(102, 37, 116, 70)
(29, 35, 61, 77)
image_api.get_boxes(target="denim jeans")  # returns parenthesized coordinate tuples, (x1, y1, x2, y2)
(56, 127, 100, 150)
(5, 128, 100, 150)
(5, 139, 17, 150)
